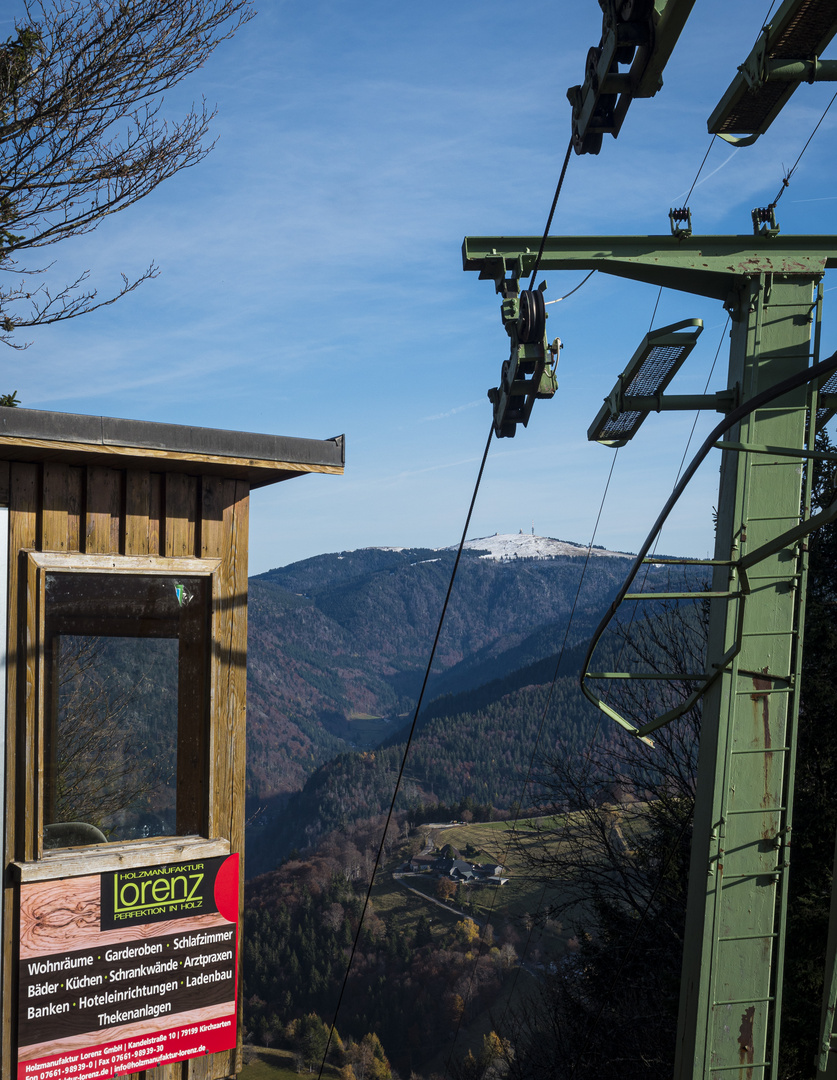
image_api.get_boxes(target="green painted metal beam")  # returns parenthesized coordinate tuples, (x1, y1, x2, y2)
(636, 0, 700, 97)
(674, 274, 821, 1080)
(461, 234, 837, 300)
(618, 393, 732, 410)
(569, 0, 698, 154)
(708, 0, 837, 142)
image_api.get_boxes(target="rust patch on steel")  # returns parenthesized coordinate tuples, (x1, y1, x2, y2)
(733, 257, 822, 275)
(738, 1005, 755, 1080)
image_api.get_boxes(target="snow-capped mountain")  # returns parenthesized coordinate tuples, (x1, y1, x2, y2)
(453, 532, 633, 561)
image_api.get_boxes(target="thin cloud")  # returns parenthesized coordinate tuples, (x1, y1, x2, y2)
(671, 147, 740, 205)
(422, 400, 483, 422)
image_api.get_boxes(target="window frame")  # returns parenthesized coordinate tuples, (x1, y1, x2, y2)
(24, 551, 221, 864)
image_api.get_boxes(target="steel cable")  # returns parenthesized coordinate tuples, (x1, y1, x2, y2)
(316, 421, 495, 1080)
(528, 138, 574, 292)
(442, 450, 621, 1079)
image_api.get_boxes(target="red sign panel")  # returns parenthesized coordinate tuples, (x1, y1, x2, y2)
(17, 853, 239, 1079)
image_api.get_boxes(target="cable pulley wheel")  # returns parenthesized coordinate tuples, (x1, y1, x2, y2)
(585, 45, 602, 92)
(517, 290, 546, 344)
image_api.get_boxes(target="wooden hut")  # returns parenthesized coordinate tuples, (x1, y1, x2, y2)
(0, 407, 344, 1080)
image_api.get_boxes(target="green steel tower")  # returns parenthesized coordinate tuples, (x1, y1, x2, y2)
(462, 232, 837, 1079)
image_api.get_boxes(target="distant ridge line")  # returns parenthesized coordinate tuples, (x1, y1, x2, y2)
(370, 533, 634, 561)
(452, 532, 634, 561)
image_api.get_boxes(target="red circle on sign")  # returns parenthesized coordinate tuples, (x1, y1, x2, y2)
(214, 853, 240, 922)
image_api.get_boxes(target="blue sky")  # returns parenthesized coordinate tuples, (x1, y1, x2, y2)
(5, 1, 837, 573)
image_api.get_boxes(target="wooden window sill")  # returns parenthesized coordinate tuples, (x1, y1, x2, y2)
(12, 835, 230, 882)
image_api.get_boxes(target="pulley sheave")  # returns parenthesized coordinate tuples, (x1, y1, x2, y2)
(517, 289, 546, 344)
(486, 281, 558, 439)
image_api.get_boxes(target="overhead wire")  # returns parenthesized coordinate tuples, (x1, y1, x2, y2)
(505, 69, 730, 1045)
(770, 90, 837, 208)
(681, 137, 717, 207)
(316, 420, 495, 1080)
(566, 345, 837, 1070)
(757, 0, 779, 45)
(443, 5, 834, 1075)
(442, 124, 592, 1079)
(321, 122, 583, 1080)
(762, 1, 779, 26)
(442, 450, 621, 1079)
(443, 96, 731, 1071)
(666, 2, 791, 215)
(437, 106, 710, 1075)
(483, 101, 737, 1060)
(482, 321, 726, 1056)
(562, 321, 728, 1064)
(498, 456, 619, 964)
(495, 302, 720, 1054)
(544, 269, 596, 305)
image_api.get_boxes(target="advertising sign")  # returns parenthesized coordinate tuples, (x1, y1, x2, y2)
(17, 853, 239, 1079)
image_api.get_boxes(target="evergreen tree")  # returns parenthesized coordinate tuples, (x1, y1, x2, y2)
(295, 1013, 330, 1073)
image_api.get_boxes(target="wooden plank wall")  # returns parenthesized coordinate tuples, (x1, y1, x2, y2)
(2, 463, 250, 1080)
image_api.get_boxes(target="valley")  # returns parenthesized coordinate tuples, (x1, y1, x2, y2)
(241, 814, 574, 1079)
(243, 532, 646, 876)
(239, 531, 704, 1079)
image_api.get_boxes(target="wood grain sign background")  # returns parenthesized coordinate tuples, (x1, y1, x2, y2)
(17, 854, 239, 1079)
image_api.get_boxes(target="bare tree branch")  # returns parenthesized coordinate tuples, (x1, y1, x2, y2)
(502, 589, 708, 1080)
(0, 0, 253, 345)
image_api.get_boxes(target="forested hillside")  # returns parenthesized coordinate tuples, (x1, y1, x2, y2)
(242, 535, 652, 876)
(243, 819, 527, 1078)
(244, 536, 636, 807)
(245, 641, 627, 876)
(240, 516, 837, 1080)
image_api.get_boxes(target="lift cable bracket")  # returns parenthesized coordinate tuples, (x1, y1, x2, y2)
(487, 281, 559, 438)
(670, 206, 693, 238)
(753, 204, 781, 236)
(568, 0, 698, 154)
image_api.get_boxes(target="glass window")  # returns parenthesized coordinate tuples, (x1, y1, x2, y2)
(42, 572, 210, 849)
